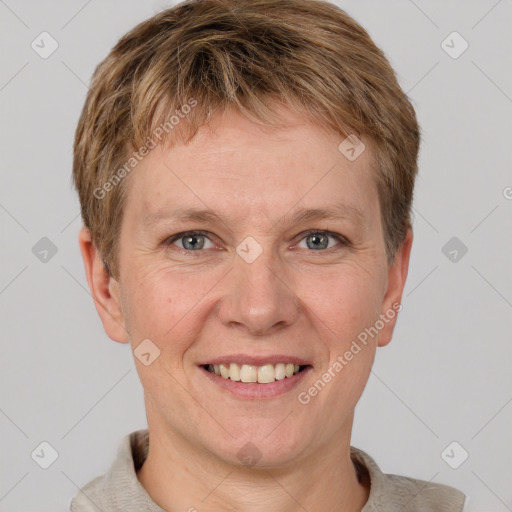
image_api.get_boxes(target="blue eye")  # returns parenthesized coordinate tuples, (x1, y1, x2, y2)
(168, 231, 215, 251)
(297, 230, 347, 251)
(165, 229, 349, 253)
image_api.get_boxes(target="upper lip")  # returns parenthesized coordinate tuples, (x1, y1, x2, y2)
(198, 354, 312, 367)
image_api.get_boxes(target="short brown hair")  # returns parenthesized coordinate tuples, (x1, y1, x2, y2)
(73, 0, 420, 279)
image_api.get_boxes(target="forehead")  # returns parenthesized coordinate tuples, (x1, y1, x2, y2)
(124, 108, 378, 229)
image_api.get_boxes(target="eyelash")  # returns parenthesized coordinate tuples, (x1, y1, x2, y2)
(165, 230, 350, 254)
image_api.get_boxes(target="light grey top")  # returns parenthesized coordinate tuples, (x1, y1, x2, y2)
(70, 429, 466, 512)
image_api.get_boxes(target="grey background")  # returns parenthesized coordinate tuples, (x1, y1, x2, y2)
(1, 0, 511, 510)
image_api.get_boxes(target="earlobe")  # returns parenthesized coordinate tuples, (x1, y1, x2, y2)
(78, 227, 129, 344)
(377, 229, 413, 347)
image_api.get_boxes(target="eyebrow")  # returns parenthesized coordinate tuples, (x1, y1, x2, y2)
(142, 204, 366, 230)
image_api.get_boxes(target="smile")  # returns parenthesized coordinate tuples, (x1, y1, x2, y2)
(198, 355, 313, 399)
(204, 363, 305, 383)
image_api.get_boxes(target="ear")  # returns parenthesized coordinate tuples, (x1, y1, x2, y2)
(377, 229, 413, 347)
(78, 227, 129, 344)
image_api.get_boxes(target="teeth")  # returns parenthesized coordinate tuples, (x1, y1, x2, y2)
(229, 363, 241, 382)
(219, 363, 230, 379)
(240, 365, 258, 383)
(257, 364, 276, 384)
(274, 363, 286, 380)
(206, 362, 303, 383)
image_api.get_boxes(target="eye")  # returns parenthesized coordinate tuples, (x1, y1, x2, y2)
(164, 229, 349, 254)
(296, 230, 348, 251)
(167, 231, 215, 251)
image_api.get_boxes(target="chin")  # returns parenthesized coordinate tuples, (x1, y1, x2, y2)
(207, 424, 311, 469)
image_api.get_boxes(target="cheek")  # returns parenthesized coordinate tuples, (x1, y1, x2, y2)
(301, 263, 385, 337)
(121, 265, 217, 345)
(300, 265, 383, 396)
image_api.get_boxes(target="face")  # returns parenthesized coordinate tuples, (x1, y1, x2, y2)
(82, 106, 411, 468)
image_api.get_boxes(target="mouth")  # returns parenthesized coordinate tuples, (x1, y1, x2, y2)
(197, 356, 313, 399)
(201, 362, 309, 384)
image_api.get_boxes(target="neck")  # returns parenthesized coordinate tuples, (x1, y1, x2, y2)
(137, 420, 369, 512)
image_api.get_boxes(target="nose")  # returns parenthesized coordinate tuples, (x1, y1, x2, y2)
(217, 247, 301, 337)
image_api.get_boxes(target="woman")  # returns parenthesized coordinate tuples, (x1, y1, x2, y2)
(70, 0, 466, 510)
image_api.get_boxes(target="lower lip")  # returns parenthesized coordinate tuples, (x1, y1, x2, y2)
(198, 365, 312, 399)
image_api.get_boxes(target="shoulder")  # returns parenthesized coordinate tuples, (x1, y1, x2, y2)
(351, 447, 467, 512)
(69, 430, 154, 511)
(374, 472, 467, 512)
(69, 474, 106, 511)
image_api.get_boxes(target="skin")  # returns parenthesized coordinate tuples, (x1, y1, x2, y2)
(80, 106, 412, 512)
